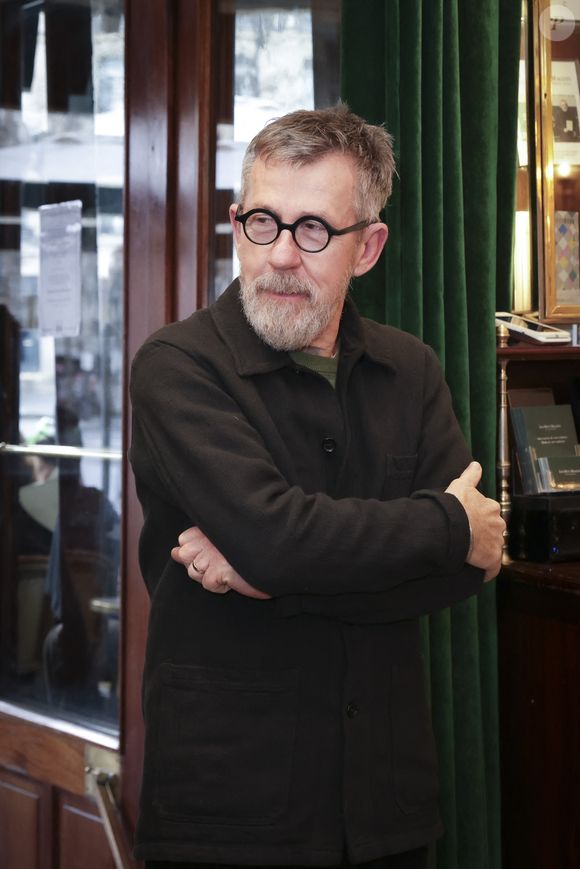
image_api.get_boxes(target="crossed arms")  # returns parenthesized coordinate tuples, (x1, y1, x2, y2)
(131, 332, 504, 615)
(171, 460, 505, 599)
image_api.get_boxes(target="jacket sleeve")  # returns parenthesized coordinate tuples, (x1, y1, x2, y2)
(130, 338, 477, 606)
(274, 344, 484, 622)
(276, 564, 483, 623)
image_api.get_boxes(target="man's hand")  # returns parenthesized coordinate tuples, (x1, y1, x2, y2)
(445, 461, 506, 582)
(171, 526, 271, 600)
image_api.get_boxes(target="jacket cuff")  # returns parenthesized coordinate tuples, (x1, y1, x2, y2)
(412, 490, 472, 571)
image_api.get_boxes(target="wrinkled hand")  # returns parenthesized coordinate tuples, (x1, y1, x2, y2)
(171, 526, 271, 599)
(445, 461, 506, 582)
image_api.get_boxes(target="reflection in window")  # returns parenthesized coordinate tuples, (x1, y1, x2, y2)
(515, 14, 533, 315)
(0, 0, 124, 736)
(212, 1, 341, 301)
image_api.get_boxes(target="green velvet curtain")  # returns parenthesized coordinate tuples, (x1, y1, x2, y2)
(340, 2, 520, 867)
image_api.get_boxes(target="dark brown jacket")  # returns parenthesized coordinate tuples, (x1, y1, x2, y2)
(129, 280, 482, 864)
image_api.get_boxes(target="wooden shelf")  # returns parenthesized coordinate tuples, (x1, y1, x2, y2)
(502, 557, 580, 590)
(497, 339, 580, 362)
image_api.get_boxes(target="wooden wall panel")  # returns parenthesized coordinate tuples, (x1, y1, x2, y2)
(57, 791, 115, 869)
(0, 777, 39, 869)
(0, 767, 128, 869)
(0, 769, 50, 869)
(498, 570, 580, 868)
(0, 711, 88, 797)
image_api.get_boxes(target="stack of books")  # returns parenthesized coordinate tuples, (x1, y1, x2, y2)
(510, 402, 580, 494)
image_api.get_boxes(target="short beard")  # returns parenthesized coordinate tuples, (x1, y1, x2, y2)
(239, 271, 348, 352)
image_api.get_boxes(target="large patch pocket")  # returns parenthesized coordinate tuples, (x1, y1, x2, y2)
(382, 454, 418, 500)
(390, 660, 440, 815)
(151, 663, 299, 825)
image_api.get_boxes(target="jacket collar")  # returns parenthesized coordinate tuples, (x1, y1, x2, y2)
(211, 279, 397, 376)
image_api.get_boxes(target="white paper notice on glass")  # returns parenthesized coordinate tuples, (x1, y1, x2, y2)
(38, 200, 82, 338)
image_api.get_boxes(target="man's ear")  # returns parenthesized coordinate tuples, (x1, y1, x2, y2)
(352, 223, 389, 278)
(229, 204, 242, 247)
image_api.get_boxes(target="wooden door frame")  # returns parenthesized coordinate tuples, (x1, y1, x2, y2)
(121, 0, 217, 832)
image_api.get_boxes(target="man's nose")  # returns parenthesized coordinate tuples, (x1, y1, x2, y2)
(267, 228, 302, 268)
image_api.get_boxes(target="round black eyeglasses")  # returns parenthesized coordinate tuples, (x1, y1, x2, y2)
(235, 208, 372, 253)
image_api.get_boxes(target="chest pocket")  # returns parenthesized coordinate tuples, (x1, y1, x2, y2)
(382, 454, 417, 500)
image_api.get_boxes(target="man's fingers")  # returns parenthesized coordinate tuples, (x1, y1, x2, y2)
(172, 540, 205, 565)
(188, 556, 209, 576)
(458, 461, 482, 487)
(172, 544, 194, 565)
(443, 464, 504, 582)
(171, 545, 184, 563)
(173, 526, 266, 600)
(178, 526, 201, 546)
(201, 573, 230, 594)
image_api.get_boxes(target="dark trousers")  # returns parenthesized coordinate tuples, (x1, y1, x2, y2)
(145, 847, 429, 869)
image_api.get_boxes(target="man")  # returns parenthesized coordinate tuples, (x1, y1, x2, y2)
(130, 104, 504, 869)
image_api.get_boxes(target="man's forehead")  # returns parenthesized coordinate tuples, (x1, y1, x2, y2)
(250, 151, 355, 175)
(244, 153, 357, 201)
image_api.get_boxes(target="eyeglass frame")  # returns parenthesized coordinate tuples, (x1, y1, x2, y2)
(234, 207, 373, 253)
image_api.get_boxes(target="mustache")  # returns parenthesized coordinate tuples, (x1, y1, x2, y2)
(250, 273, 314, 299)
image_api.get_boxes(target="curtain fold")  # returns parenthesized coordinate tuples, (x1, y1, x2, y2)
(341, 2, 521, 867)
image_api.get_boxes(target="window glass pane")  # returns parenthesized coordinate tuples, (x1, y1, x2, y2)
(212, 0, 341, 302)
(0, 0, 124, 736)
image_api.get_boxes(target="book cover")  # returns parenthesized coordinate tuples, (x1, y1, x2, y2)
(537, 455, 580, 491)
(514, 404, 579, 458)
(510, 404, 580, 494)
(510, 407, 540, 493)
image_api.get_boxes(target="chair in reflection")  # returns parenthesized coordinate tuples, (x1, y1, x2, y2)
(16, 554, 51, 675)
(43, 548, 118, 713)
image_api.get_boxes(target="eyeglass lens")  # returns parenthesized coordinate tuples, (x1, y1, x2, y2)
(244, 212, 329, 252)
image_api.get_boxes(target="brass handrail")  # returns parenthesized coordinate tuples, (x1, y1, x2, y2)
(0, 442, 122, 461)
(86, 764, 137, 869)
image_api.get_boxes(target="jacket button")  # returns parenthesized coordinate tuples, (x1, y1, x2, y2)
(321, 437, 336, 453)
(345, 702, 359, 719)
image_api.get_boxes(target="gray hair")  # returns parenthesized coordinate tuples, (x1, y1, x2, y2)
(239, 103, 396, 223)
